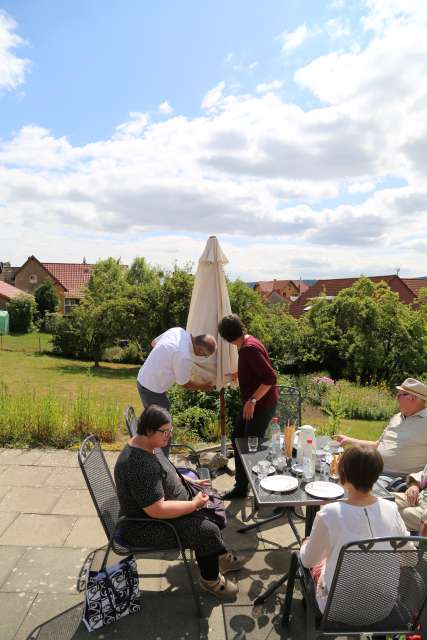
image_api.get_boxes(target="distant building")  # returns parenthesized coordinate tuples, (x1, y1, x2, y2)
(289, 275, 427, 318)
(254, 279, 309, 305)
(0, 281, 26, 310)
(0, 256, 95, 315)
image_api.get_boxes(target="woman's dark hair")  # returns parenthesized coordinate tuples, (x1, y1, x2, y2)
(338, 445, 383, 493)
(137, 405, 171, 436)
(218, 314, 246, 343)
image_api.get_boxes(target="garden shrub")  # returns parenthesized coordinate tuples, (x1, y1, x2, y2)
(322, 381, 395, 421)
(173, 406, 218, 442)
(43, 312, 62, 333)
(7, 294, 37, 333)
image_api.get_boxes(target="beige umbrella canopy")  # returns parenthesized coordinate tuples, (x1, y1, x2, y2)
(186, 236, 238, 389)
(186, 236, 238, 454)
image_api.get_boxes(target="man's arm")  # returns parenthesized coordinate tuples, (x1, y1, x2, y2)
(243, 383, 273, 420)
(335, 435, 380, 447)
(181, 380, 214, 391)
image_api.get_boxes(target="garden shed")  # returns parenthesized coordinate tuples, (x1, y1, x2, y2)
(0, 310, 9, 334)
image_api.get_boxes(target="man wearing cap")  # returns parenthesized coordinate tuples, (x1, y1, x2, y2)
(336, 378, 427, 477)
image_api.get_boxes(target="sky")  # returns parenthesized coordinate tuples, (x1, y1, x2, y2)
(1, 0, 427, 281)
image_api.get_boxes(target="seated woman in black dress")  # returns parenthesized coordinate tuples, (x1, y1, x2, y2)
(114, 404, 246, 598)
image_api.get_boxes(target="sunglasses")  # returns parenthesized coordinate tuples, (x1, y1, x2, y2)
(156, 427, 174, 436)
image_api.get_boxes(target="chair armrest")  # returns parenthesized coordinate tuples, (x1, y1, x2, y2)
(296, 554, 323, 618)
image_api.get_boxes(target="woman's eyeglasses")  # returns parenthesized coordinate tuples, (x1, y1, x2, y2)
(156, 427, 174, 436)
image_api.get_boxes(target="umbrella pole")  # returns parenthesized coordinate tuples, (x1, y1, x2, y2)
(220, 387, 227, 457)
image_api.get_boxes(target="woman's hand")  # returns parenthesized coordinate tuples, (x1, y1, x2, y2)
(406, 484, 420, 506)
(243, 399, 255, 421)
(225, 372, 238, 383)
(192, 491, 209, 510)
(335, 434, 350, 445)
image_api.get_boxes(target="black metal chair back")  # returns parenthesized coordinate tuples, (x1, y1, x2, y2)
(322, 536, 427, 632)
(124, 405, 138, 437)
(78, 435, 121, 540)
(276, 385, 302, 427)
(283, 535, 427, 638)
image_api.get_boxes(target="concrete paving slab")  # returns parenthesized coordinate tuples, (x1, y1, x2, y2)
(0, 484, 11, 502)
(36, 450, 79, 467)
(0, 486, 63, 514)
(45, 467, 87, 489)
(64, 516, 107, 548)
(0, 465, 54, 487)
(0, 592, 36, 640)
(50, 489, 96, 516)
(258, 517, 304, 551)
(233, 549, 291, 606)
(0, 513, 76, 546)
(3, 546, 90, 594)
(0, 545, 27, 587)
(0, 448, 44, 465)
(0, 511, 18, 536)
(14, 594, 84, 640)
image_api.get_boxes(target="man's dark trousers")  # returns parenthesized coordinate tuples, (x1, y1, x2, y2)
(232, 405, 276, 493)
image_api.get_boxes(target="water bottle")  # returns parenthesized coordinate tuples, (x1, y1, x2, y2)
(270, 417, 281, 460)
(302, 438, 315, 481)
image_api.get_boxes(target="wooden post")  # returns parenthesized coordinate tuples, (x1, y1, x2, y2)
(220, 387, 227, 457)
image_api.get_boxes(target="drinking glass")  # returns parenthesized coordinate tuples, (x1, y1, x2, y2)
(248, 436, 258, 452)
(257, 460, 271, 480)
(274, 455, 287, 473)
(198, 467, 212, 488)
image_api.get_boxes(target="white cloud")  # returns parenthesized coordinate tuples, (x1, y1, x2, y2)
(256, 80, 283, 94)
(326, 18, 351, 38)
(114, 112, 150, 139)
(3, 2, 427, 279)
(201, 81, 226, 111)
(279, 24, 311, 53)
(159, 100, 173, 115)
(0, 10, 30, 91)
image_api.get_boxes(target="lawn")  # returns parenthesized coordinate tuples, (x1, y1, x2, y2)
(0, 333, 387, 448)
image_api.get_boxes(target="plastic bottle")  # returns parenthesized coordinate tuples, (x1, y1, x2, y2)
(302, 438, 315, 481)
(270, 417, 282, 460)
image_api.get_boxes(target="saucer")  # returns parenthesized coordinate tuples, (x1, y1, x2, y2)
(252, 464, 275, 476)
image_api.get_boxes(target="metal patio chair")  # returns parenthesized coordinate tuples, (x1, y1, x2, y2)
(78, 434, 203, 617)
(281, 536, 427, 639)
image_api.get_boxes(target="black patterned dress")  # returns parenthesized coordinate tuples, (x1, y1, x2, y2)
(114, 444, 225, 557)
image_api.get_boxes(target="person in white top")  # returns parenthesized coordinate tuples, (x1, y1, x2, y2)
(300, 446, 411, 615)
(137, 327, 217, 411)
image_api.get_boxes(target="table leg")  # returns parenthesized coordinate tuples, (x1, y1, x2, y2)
(237, 506, 286, 533)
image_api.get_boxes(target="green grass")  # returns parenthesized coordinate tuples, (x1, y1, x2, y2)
(303, 405, 385, 442)
(0, 332, 53, 352)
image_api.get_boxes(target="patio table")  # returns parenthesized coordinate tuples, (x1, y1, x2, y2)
(236, 437, 394, 538)
(236, 437, 394, 604)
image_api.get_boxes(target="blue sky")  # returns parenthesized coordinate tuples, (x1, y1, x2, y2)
(1, 0, 427, 279)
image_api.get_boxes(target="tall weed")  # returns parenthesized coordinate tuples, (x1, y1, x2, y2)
(322, 381, 395, 421)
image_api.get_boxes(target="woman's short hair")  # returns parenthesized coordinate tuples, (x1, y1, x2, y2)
(218, 314, 246, 343)
(137, 405, 171, 436)
(338, 445, 383, 493)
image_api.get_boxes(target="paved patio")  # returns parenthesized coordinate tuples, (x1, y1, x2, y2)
(3, 446, 410, 640)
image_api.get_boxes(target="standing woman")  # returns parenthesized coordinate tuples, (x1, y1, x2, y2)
(114, 405, 246, 598)
(218, 314, 278, 499)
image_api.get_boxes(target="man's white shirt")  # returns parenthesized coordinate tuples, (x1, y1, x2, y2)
(137, 327, 193, 393)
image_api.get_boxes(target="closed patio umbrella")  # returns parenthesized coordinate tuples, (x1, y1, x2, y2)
(186, 236, 238, 455)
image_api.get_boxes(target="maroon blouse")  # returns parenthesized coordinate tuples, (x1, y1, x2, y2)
(237, 335, 278, 409)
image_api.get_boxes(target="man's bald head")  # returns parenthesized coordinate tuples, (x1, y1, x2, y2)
(192, 334, 217, 357)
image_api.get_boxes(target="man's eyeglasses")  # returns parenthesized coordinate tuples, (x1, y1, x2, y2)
(397, 392, 412, 399)
(156, 427, 174, 436)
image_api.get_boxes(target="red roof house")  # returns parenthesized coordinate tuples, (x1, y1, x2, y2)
(0, 281, 26, 310)
(289, 275, 418, 318)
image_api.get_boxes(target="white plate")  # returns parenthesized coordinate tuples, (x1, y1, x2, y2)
(304, 481, 344, 499)
(252, 464, 275, 476)
(260, 475, 299, 493)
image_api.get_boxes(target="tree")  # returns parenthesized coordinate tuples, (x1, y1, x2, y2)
(157, 264, 194, 331)
(7, 294, 37, 333)
(227, 278, 265, 330)
(86, 258, 129, 302)
(127, 257, 162, 288)
(34, 279, 59, 318)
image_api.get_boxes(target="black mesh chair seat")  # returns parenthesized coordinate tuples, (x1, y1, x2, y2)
(282, 536, 427, 639)
(78, 434, 203, 617)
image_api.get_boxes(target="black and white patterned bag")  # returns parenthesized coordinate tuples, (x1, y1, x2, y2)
(83, 554, 140, 631)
